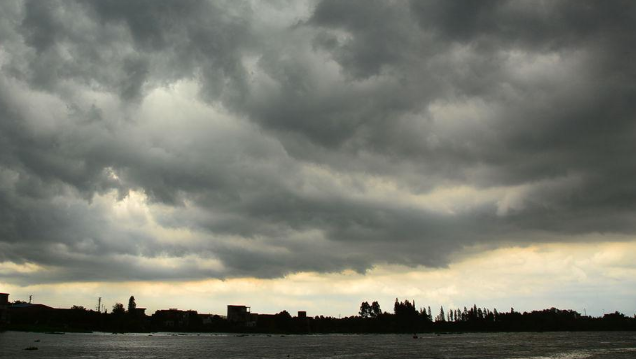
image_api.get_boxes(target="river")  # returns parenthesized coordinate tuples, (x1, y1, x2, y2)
(1, 331, 635, 358)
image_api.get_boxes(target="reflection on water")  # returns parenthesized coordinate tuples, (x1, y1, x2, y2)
(0, 331, 635, 358)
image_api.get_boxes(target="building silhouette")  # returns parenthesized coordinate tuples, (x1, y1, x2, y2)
(0, 293, 9, 326)
(152, 308, 198, 329)
(227, 305, 256, 327)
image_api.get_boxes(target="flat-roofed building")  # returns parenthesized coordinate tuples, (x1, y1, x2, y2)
(227, 305, 256, 327)
(152, 308, 198, 329)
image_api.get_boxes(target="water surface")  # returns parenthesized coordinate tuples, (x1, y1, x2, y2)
(1, 331, 634, 358)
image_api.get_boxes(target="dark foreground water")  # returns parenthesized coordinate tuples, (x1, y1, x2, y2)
(0, 331, 635, 359)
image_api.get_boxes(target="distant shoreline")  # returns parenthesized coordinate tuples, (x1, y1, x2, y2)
(3, 298, 635, 334)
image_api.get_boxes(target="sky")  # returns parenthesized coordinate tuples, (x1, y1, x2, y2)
(0, 0, 635, 317)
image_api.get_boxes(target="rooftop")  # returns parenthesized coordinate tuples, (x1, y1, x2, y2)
(10, 303, 53, 309)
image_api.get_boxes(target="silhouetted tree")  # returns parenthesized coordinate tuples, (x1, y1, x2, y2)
(274, 310, 293, 331)
(437, 306, 446, 322)
(128, 296, 136, 313)
(371, 301, 382, 317)
(394, 299, 417, 317)
(112, 303, 125, 315)
(277, 310, 292, 319)
(359, 301, 372, 318)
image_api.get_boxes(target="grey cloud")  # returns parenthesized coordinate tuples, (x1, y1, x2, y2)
(409, 0, 636, 51)
(11, 0, 251, 102)
(0, 0, 635, 284)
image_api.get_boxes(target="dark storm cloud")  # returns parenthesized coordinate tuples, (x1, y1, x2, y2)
(0, 0, 635, 284)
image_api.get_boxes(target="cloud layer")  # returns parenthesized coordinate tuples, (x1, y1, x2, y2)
(0, 0, 635, 284)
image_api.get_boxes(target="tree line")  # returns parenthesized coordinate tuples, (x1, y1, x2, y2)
(347, 299, 636, 333)
(4, 297, 635, 333)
